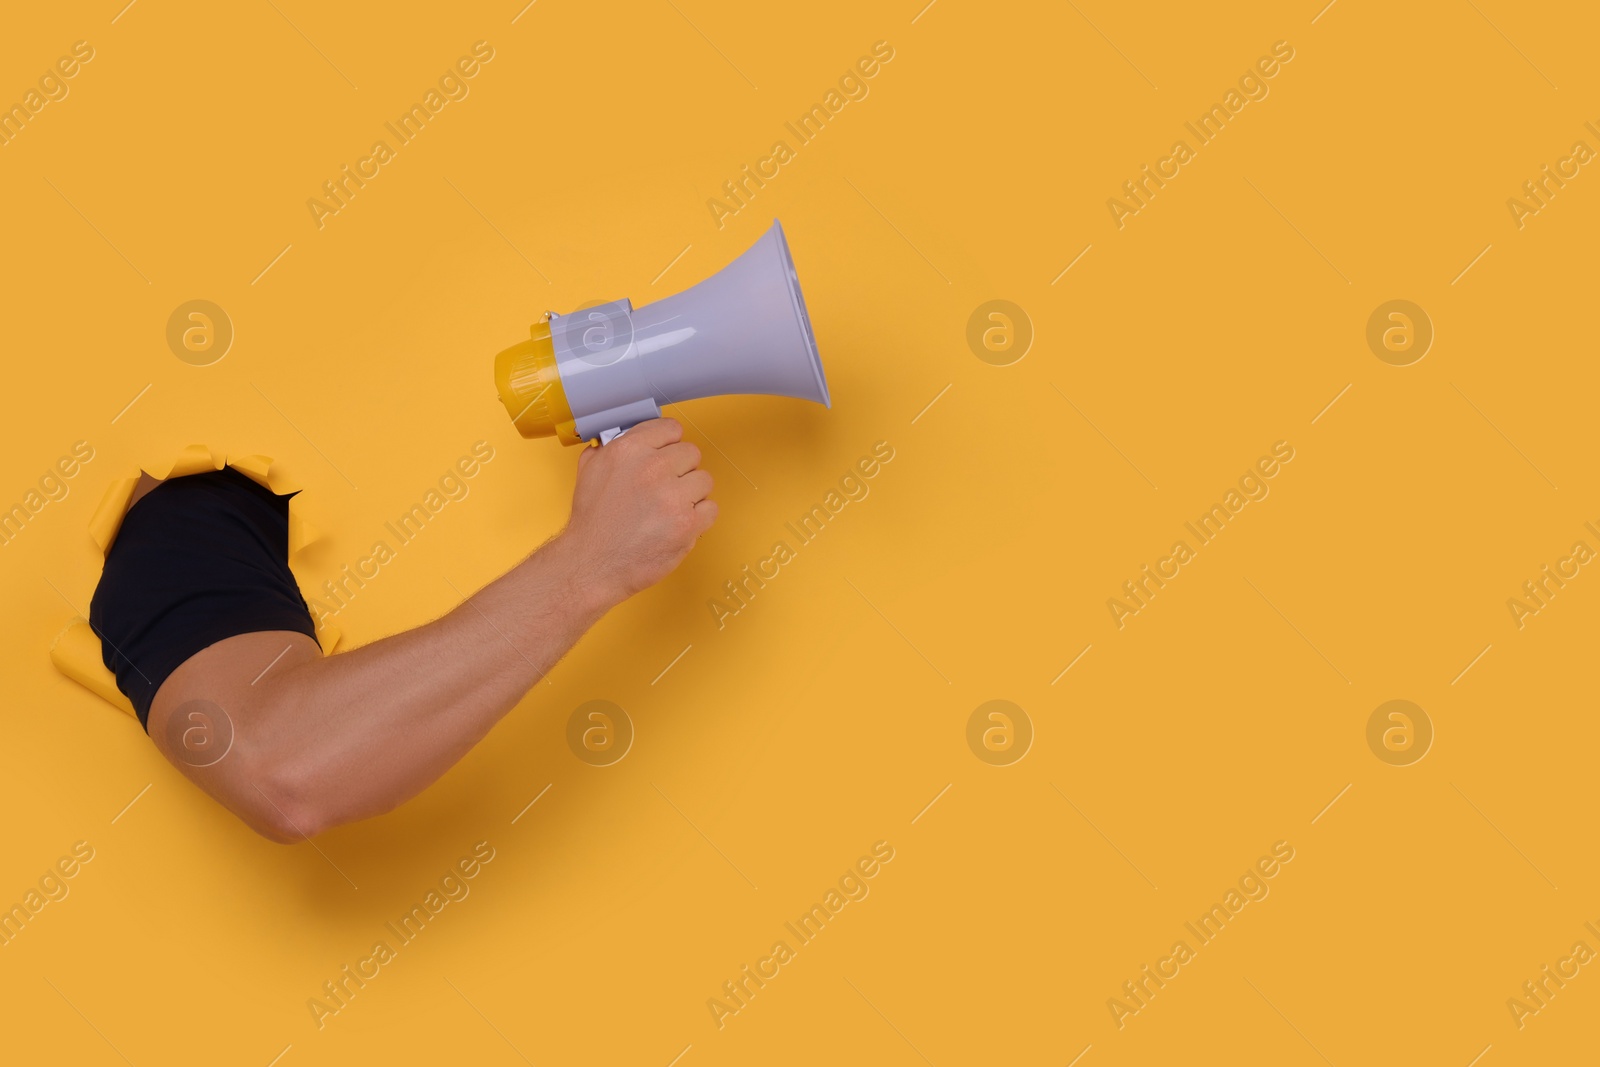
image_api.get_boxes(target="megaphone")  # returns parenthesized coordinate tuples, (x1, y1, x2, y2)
(495, 220, 830, 445)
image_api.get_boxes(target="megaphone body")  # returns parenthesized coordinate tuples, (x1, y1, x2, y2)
(495, 220, 830, 445)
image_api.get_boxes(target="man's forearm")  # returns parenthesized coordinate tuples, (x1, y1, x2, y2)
(252, 531, 620, 832)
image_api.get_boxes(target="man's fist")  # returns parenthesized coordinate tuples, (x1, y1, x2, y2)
(562, 418, 716, 602)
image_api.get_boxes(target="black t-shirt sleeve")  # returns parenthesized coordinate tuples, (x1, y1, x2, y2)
(88, 466, 319, 732)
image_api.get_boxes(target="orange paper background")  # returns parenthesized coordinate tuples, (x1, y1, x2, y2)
(0, 1, 1595, 1064)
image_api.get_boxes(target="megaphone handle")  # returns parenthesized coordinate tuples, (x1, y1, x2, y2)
(575, 397, 662, 446)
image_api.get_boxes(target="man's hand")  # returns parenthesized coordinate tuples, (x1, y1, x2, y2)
(562, 417, 717, 603)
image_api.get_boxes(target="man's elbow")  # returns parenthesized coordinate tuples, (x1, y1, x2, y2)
(246, 808, 319, 843)
(245, 758, 334, 844)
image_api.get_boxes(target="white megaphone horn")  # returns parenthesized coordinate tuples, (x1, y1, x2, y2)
(495, 220, 830, 445)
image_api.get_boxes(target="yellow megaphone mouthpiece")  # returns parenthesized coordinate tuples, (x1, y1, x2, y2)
(493, 316, 581, 444)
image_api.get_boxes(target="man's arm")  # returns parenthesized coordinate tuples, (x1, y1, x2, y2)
(145, 418, 715, 841)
